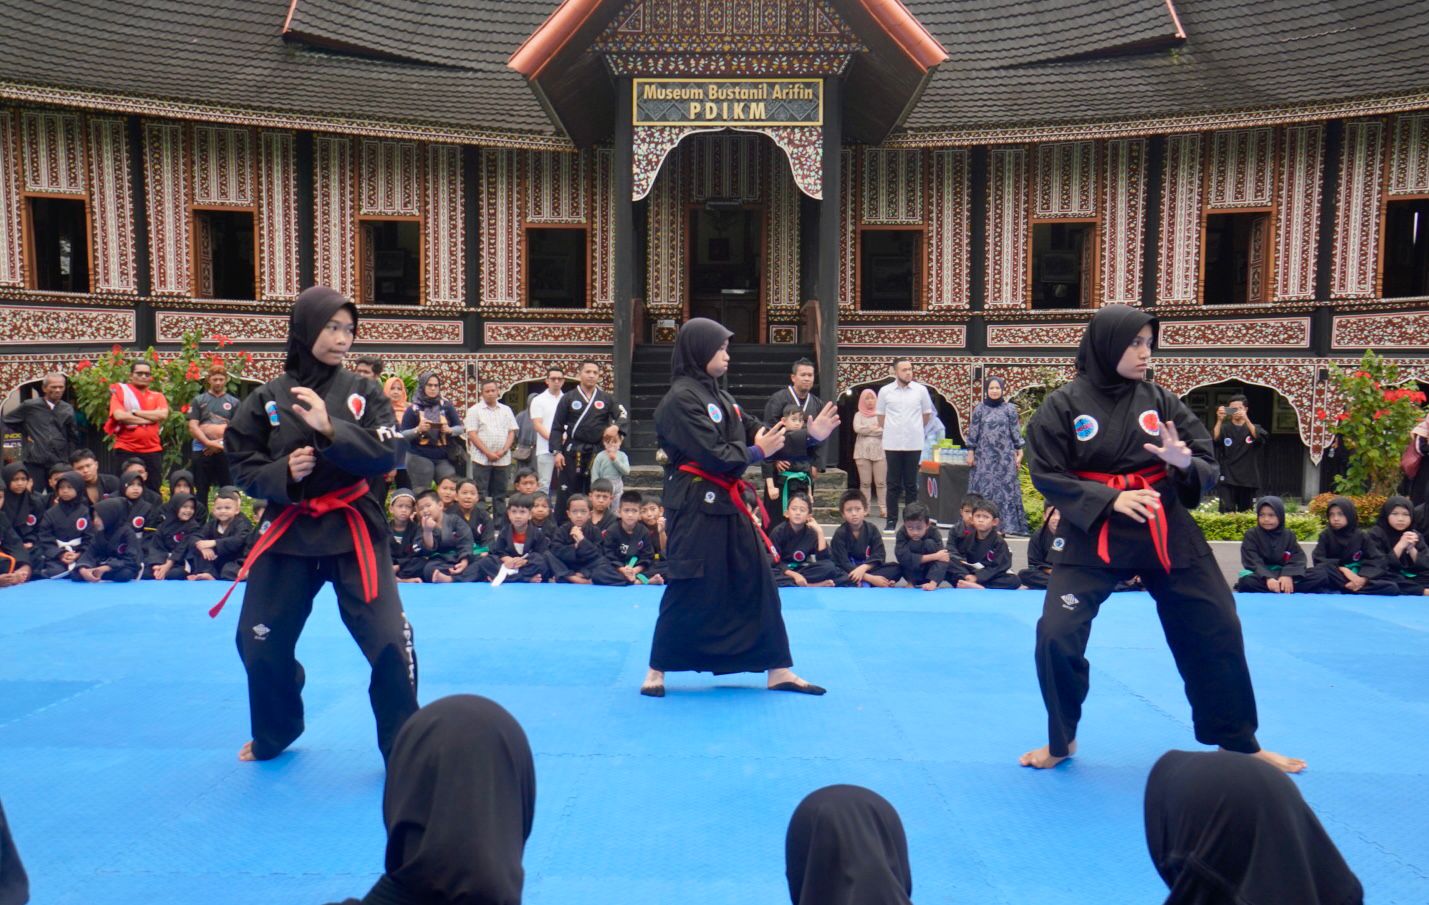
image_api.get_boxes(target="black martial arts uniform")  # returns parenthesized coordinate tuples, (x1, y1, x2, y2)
(407, 512, 472, 582)
(36, 472, 90, 579)
(770, 521, 844, 587)
(548, 383, 617, 520)
(1018, 509, 1059, 589)
(647, 318, 798, 676)
(1026, 304, 1263, 759)
(223, 286, 418, 763)
(602, 520, 657, 582)
(1145, 750, 1363, 905)
(550, 522, 626, 584)
(828, 521, 901, 586)
(452, 505, 493, 556)
(0, 463, 43, 549)
(761, 430, 817, 533)
(785, 785, 913, 905)
(471, 523, 556, 583)
(1363, 496, 1429, 595)
(1306, 497, 1399, 595)
(1234, 496, 1324, 593)
(186, 513, 253, 581)
(1215, 418, 1264, 513)
(322, 694, 535, 905)
(165, 468, 206, 522)
(388, 519, 420, 579)
(955, 528, 1021, 589)
(895, 524, 956, 587)
(71, 498, 141, 582)
(144, 493, 200, 580)
(0, 512, 31, 582)
(641, 518, 668, 579)
(0, 797, 29, 905)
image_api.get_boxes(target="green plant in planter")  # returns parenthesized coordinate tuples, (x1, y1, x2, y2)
(1325, 351, 1427, 497)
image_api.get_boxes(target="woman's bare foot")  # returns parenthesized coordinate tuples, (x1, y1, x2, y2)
(1019, 739, 1076, 769)
(640, 668, 665, 697)
(238, 740, 256, 762)
(766, 667, 825, 693)
(1242, 748, 1308, 773)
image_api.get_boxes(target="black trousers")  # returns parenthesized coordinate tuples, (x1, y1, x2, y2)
(1218, 482, 1257, 513)
(1035, 557, 1260, 758)
(190, 451, 232, 507)
(553, 444, 595, 525)
(1234, 570, 1331, 594)
(471, 463, 509, 522)
(236, 548, 419, 762)
(124, 450, 165, 492)
(884, 450, 920, 523)
(1307, 563, 1399, 595)
(1018, 567, 1052, 589)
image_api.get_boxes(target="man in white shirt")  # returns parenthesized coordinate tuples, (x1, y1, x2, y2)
(875, 357, 934, 531)
(465, 379, 519, 519)
(528, 366, 565, 494)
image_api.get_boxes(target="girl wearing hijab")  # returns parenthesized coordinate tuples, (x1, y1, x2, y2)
(1144, 750, 1363, 905)
(399, 370, 465, 492)
(1, 463, 43, 549)
(1306, 497, 1398, 595)
(222, 286, 418, 764)
(72, 497, 141, 582)
(785, 785, 913, 905)
(1018, 505, 1060, 589)
(323, 694, 535, 905)
(145, 492, 200, 580)
(1022, 304, 1303, 773)
(641, 318, 838, 697)
(852, 388, 887, 518)
(1362, 496, 1429, 595)
(166, 468, 206, 522)
(1234, 496, 1326, 593)
(967, 376, 1029, 535)
(36, 471, 90, 578)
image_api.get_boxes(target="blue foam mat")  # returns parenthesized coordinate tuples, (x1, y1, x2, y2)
(1, 581, 1426, 904)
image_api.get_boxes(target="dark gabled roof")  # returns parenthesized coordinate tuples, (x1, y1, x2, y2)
(902, 0, 1429, 133)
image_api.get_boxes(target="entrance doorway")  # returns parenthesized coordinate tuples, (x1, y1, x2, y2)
(688, 206, 762, 343)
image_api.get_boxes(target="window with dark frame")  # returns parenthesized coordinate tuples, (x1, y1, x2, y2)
(361, 220, 421, 306)
(1030, 222, 1096, 309)
(1203, 211, 1271, 305)
(1383, 199, 1429, 299)
(193, 209, 255, 300)
(858, 229, 921, 312)
(526, 227, 588, 309)
(28, 197, 90, 292)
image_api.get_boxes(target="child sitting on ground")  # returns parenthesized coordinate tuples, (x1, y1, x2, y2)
(2, 462, 44, 550)
(590, 424, 630, 501)
(115, 469, 157, 536)
(603, 490, 663, 585)
(452, 478, 494, 561)
(166, 469, 206, 522)
(550, 493, 626, 585)
(1364, 496, 1429, 595)
(953, 499, 1020, 589)
(762, 405, 815, 532)
(639, 497, 668, 578)
(411, 490, 473, 584)
(0, 508, 32, 586)
(828, 489, 899, 587)
(1234, 496, 1323, 594)
(473, 493, 554, 583)
(588, 479, 617, 535)
(72, 497, 141, 583)
(146, 493, 200, 581)
(185, 487, 253, 581)
(954, 493, 983, 547)
(1018, 505, 1060, 589)
(37, 471, 91, 578)
(119, 457, 163, 507)
(387, 490, 422, 583)
(895, 503, 957, 591)
(770, 493, 841, 588)
(1306, 497, 1398, 595)
(44, 463, 68, 507)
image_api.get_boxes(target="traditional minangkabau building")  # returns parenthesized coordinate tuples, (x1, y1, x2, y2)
(0, 0, 1426, 493)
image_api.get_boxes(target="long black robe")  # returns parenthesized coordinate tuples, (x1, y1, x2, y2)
(36, 473, 90, 578)
(0, 463, 43, 548)
(0, 513, 30, 577)
(785, 784, 913, 905)
(1363, 496, 1429, 592)
(0, 797, 28, 905)
(73, 497, 141, 581)
(954, 528, 1018, 588)
(1144, 750, 1363, 905)
(1018, 508, 1059, 588)
(648, 319, 793, 674)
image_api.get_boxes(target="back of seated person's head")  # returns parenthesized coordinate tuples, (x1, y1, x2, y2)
(1144, 750, 1362, 905)
(785, 785, 912, 905)
(376, 695, 535, 904)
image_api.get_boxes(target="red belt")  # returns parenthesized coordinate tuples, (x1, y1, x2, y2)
(210, 480, 378, 618)
(1073, 465, 1172, 574)
(678, 462, 778, 559)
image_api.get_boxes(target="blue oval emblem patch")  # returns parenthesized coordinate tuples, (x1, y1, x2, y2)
(707, 403, 723, 423)
(1073, 415, 1099, 442)
(1052, 537, 1066, 551)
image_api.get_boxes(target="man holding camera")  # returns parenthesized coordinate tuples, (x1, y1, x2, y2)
(1213, 394, 1264, 512)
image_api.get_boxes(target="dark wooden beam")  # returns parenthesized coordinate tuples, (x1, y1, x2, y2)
(295, 132, 315, 291)
(816, 77, 842, 406)
(126, 116, 154, 347)
(1312, 121, 1343, 358)
(1141, 135, 1165, 308)
(613, 77, 636, 409)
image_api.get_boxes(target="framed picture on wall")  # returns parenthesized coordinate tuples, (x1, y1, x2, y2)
(1272, 397, 1299, 434)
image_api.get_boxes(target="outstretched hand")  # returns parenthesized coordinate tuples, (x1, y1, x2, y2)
(291, 387, 334, 439)
(754, 424, 788, 456)
(1143, 418, 1192, 470)
(808, 402, 841, 442)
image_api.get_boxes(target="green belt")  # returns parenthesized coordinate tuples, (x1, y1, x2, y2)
(471, 544, 489, 555)
(780, 471, 811, 515)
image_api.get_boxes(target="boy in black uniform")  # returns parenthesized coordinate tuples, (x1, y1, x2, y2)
(186, 488, 253, 581)
(529, 492, 553, 534)
(762, 405, 816, 533)
(588, 479, 617, 536)
(603, 490, 663, 585)
(0, 509, 32, 587)
(895, 503, 957, 591)
(72, 497, 142, 582)
(1021, 304, 1303, 772)
(769, 493, 840, 588)
(828, 490, 899, 588)
(1306, 497, 1398, 595)
(1018, 506, 1060, 589)
(548, 360, 618, 522)
(387, 490, 422, 583)
(221, 286, 418, 764)
(1213, 394, 1264, 513)
(37, 471, 90, 578)
(639, 497, 668, 579)
(410, 490, 472, 583)
(452, 479, 494, 561)
(953, 499, 1020, 590)
(472, 493, 555, 583)
(551, 493, 624, 585)
(1234, 496, 1323, 594)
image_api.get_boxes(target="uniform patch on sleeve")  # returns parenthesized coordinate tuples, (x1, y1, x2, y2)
(1073, 414, 1099, 442)
(347, 393, 366, 419)
(706, 403, 723, 423)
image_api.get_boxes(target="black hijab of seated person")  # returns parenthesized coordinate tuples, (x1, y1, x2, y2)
(786, 785, 913, 905)
(671, 317, 733, 396)
(1320, 496, 1361, 561)
(157, 492, 198, 536)
(53, 471, 87, 514)
(1373, 496, 1416, 547)
(373, 694, 535, 905)
(1, 462, 37, 523)
(90, 497, 132, 548)
(286, 285, 358, 395)
(1075, 303, 1159, 400)
(1247, 496, 1294, 558)
(1145, 750, 1362, 905)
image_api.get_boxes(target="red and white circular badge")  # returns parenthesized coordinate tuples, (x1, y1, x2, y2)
(1138, 410, 1162, 436)
(347, 393, 366, 419)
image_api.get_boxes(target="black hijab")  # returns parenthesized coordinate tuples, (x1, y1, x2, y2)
(1075, 304, 1158, 399)
(671, 317, 733, 395)
(1319, 497, 1363, 564)
(785, 785, 913, 905)
(1, 462, 36, 522)
(286, 285, 357, 393)
(378, 695, 534, 905)
(1145, 750, 1362, 905)
(983, 376, 1007, 407)
(1373, 496, 1415, 546)
(1245, 496, 1295, 568)
(167, 468, 195, 495)
(158, 493, 198, 536)
(53, 471, 86, 510)
(91, 497, 131, 548)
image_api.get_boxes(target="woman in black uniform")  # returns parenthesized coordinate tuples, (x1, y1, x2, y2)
(1021, 304, 1303, 772)
(221, 286, 418, 763)
(642, 319, 838, 697)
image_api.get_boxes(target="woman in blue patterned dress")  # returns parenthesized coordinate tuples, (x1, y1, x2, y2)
(966, 376, 1029, 535)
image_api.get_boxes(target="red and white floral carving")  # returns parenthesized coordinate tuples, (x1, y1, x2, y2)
(484, 322, 614, 345)
(360, 139, 420, 217)
(986, 324, 1083, 347)
(1330, 120, 1386, 299)
(527, 150, 588, 224)
(0, 110, 18, 287)
(1159, 318, 1310, 349)
(1388, 113, 1429, 196)
(1034, 141, 1097, 218)
(927, 149, 969, 309)
(480, 148, 522, 309)
(836, 325, 965, 347)
(861, 148, 922, 225)
(986, 147, 1028, 306)
(1273, 124, 1323, 301)
(192, 125, 254, 207)
(425, 144, 465, 306)
(258, 131, 300, 301)
(86, 117, 137, 293)
(20, 110, 85, 194)
(1157, 134, 1203, 303)
(144, 121, 192, 296)
(1100, 138, 1146, 305)
(314, 135, 356, 297)
(1207, 128, 1274, 208)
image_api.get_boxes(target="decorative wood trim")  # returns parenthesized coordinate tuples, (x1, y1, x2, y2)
(424, 143, 465, 307)
(1156, 133, 1203, 303)
(927, 149, 970, 309)
(1273, 124, 1324, 301)
(1100, 138, 1146, 305)
(143, 121, 191, 295)
(985, 147, 1028, 307)
(1330, 119, 1386, 299)
(257, 130, 299, 301)
(1158, 317, 1311, 348)
(313, 134, 355, 297)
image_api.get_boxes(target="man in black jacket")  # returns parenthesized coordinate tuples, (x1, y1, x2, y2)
(4, 373, 79, 477)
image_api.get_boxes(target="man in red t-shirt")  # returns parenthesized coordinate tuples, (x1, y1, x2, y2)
(107, 360, 169, 492)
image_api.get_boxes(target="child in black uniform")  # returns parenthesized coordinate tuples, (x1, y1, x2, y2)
(529, 492, 553, 534)
(1, 462, 43, 550)
(1018, 506, 1060, 589)
(588, 479, 616, 536)
(639, 497, 667, 579)
(146, 493, 199, 581)
(603, 491, 662, 585)
(72, 497, 141, 582)
(828, 490, 899, 588)
(452, 479, 493, 562)
(409, 490, 472, 583)
(116, 469, 157, 534)
(953, 499, 1019, 590)
(550, 494, 625, 585)
(186, 488, 253, 581)
(1363, 496, 1429, 595)
(37, 471, 90, 578)
(1306, 497, 1398, 595)
(166, 468, 206, 522)
(473, 493, 554, 584)
(0, 509, 32, 587)
(762, 405, 815, 533)
(1234, 496, 1324, 594)
(953, 493, 982, 548)
(387, 490, 421, 583)
(222, 286, 418, 764)
(1022, 304, 1302, 772)
(895, 503, 956, 591)
(770, 494, 840, 588)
